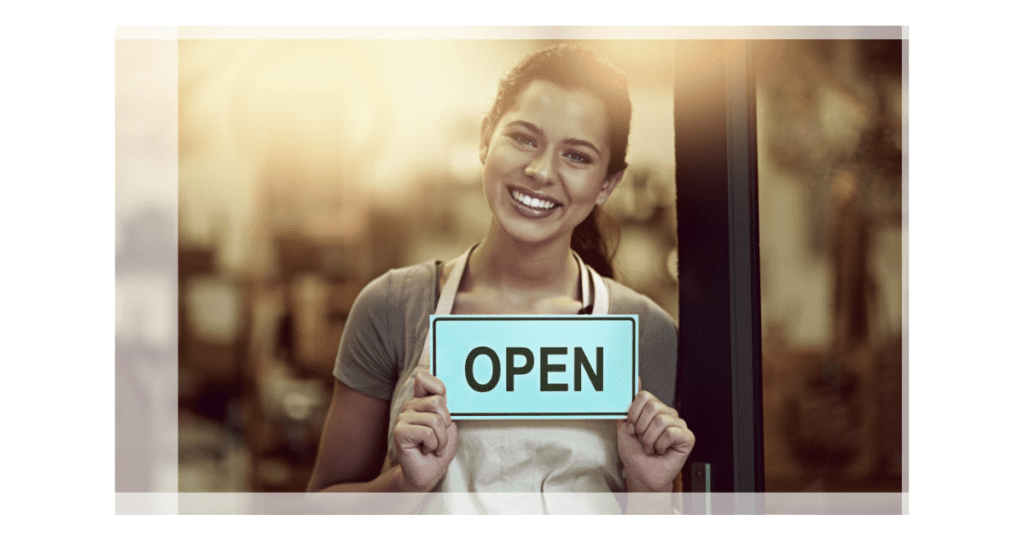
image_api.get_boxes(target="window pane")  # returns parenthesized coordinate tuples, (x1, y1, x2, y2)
(754, 40, 903, 492)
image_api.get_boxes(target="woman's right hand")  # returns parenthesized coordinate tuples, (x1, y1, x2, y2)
(393, 371, 458, 492)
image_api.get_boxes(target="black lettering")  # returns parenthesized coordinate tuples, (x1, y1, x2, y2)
(465, 346, 500, 392)
(574, 347, 603, 391)
(540, 347, 568, 392)
(506, 347, 534, 392)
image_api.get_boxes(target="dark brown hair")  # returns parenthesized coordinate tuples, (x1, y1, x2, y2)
(482, 44, 631, 278)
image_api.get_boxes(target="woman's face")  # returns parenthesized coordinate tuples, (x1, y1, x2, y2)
(480, 80, 623, 246)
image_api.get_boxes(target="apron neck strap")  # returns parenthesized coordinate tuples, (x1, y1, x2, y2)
(571, 251, 610, 316)
(587, 261, 610, 316)
(573, 251, 591, 308)
(435, 244, 609, 316)
(436, 245, 473, 315)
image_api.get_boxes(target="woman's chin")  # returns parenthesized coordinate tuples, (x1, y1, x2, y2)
(493, 217, 563, 246)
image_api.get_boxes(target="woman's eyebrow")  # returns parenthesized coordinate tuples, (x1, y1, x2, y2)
(506, 120, 544, 136)
(506, 120, 602, 158)
(564, 138, 602, 158)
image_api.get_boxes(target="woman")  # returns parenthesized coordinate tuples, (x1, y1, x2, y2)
(307, 44, 694, 512)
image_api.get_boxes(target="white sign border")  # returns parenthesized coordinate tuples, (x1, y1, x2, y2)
(431, 315, 639, 420)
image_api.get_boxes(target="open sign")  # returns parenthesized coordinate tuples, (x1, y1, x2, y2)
(431, 316, 638, 419)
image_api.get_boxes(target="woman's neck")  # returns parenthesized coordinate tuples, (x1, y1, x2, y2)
(467, 221, 578, 298)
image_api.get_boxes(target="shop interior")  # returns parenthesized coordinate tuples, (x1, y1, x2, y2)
(163, 39, 902, 494)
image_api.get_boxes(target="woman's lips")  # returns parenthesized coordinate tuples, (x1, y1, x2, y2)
(508, 186, 561, 212)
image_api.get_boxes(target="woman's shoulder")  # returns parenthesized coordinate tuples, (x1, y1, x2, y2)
(384, 260, 441, 287)
(353, 260, 440, 311)
(603, 278, 677, 328)
(604, 278, 678, 403)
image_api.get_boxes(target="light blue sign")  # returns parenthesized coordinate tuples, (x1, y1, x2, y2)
(431, 315, 638, 420)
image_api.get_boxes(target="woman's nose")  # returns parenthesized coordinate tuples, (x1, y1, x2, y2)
(525, 149, 555, 184)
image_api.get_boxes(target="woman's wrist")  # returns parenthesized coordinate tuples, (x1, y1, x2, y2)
(624, 472, 676, 514)
(310, 466, 409, 493)
(395, 464, 441, 494)
(626, 472, 672, 493)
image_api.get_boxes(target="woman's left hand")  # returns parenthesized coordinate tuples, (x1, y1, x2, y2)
(617, 383, 695, 492)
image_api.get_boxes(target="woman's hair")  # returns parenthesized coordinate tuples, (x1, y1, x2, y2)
(482, 44, 631, 279)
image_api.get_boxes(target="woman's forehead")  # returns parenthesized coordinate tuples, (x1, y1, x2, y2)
(500, 80, 611, 147)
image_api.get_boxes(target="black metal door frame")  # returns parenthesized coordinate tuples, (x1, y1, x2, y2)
(674, 40, 765, 513)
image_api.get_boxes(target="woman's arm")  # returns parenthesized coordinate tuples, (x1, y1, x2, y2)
(308, 373, 457, 494)
(307, 380, 405, 492)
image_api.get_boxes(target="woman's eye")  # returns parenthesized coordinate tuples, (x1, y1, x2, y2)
(565, 151, 592, 164)
(512, 134, 536, 148)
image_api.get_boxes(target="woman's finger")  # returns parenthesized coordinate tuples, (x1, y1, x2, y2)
(674, 422, 696, 453)
(628, 377, 642, 436)
(393, 421, 439, 454)
(414, 370, 447, 399)
(641, 413, 672, 453)
(627, 390, 654, 427)
(401, 394, 452, 426)
(397, 410, 449, 454)
(634, 398, 661, 439)
(653, 426, 687, 455)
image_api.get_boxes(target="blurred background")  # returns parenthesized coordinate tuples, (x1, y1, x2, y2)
(754, 40, 903, 492)
(175, 39, 679, 492)
(169, 38, 902, 494)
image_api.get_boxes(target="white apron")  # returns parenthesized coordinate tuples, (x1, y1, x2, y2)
(384, 246, 624, 514)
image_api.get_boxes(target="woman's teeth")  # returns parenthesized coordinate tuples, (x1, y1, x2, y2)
(512, 190, 556, 210)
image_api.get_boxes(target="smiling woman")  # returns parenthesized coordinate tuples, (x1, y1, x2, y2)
(481, 80, 623, 254)
(306, 44, 691, 513)
(479, 46, 633, 279)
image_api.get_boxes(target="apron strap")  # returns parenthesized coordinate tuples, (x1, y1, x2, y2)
(573, 251, 591, 309)
(588, 263, 609, 316)
(417, 245, 475, 369)
(436, 245, 474, 316)
(443, 247, 602, 316)
(420, 245, 609, 368)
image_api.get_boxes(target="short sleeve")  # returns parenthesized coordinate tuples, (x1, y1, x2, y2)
(637, 300, 678, 408)
(333, 271, 400, 401)
(606, 279, 678, 408)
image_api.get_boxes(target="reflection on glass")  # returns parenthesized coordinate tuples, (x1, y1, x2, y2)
(754, 40, 902, 492)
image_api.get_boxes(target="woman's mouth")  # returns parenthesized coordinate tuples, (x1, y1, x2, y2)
(509, 187, 561, 212)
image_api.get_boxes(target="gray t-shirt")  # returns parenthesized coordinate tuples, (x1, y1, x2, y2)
(334, 260, 678, 407)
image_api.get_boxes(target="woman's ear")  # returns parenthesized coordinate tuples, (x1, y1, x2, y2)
(479, 116, 493, 164)
(595, 168, 626, 205)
